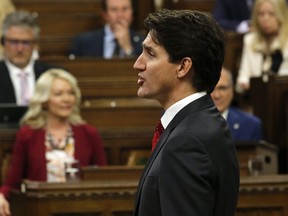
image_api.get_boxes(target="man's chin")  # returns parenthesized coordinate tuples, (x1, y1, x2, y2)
(137, 89, 151, 99)
(11, 59, 29, 68)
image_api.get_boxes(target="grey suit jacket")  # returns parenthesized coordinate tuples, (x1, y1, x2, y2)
(133, 94, 239, 216)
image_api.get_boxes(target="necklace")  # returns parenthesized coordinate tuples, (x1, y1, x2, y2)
(46, 126, 73, 150)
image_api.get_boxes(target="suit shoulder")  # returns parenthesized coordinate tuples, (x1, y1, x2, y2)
(229, 107, 261, 125)
(75, 29, 103, 40)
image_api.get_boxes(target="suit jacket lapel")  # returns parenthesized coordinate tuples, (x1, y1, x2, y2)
(134, 95, 215, 208)
(0, 61, 17, 103)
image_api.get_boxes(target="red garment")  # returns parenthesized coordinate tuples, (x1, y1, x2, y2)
(0, 124, 107, 198)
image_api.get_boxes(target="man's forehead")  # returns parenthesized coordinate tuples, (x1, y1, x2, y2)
(107, 0, 132, 8)
(143, 33, 157, 47)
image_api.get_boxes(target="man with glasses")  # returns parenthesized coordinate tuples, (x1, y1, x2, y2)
(0, 10, 54, 105)
(211, 67, 263, 142)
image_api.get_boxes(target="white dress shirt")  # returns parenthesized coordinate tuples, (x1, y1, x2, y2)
(161, 92, 207, 129)
(5, 59, 36, 105)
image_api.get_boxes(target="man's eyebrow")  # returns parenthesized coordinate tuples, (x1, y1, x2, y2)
(143, 44, 153, 52)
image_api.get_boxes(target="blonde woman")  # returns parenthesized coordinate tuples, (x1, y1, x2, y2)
(236, 0, 288, 91)
(0, 69, 107, 216)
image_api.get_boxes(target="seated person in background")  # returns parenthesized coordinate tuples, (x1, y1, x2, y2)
(212, 0, 253, 33)
(69, 0, 144, 58)
(0, 68, 107, 216)
(236, 0, 288, 92)
(0, 10, 53, 105)
(211, 67, 263, 142)
(0, 0, 15, 59)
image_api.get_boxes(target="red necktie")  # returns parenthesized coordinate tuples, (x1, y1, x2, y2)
(152, 120, 164, 150)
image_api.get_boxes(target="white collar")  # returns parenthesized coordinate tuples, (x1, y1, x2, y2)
(5, 58, 34, 76)
(161, 92, 207, 129)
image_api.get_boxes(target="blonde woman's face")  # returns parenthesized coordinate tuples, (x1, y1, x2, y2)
(47, 78, 77, 120)
(257, 1, 280, 35)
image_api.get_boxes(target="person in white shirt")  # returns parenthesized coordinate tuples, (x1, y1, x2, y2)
(0, 10, 54, 105)
(236, 0, 288, 92)
(132, 9, 239, 216)
(69, 0, 144, 58)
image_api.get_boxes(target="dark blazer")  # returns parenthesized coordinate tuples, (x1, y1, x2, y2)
(0, 124, 107, 198)
(227, 107, 263, 142)
(69, 27, 144, 57)
(133, 95, 239, 216)
(212, 0, 251, 31)
(0, 60, 55, 104)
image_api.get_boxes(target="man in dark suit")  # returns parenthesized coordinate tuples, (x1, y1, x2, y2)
(133, 9, 239, 216)
(213, 0, 253, 33)
(0, 11, 54, 105)
(69, 0, 144, 58)
(211, 67, 263, 142)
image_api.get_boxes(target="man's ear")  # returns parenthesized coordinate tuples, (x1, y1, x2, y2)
(177, 57, 192, 78)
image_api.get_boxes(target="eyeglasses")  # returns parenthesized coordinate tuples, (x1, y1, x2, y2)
(3, 38, 36, 48)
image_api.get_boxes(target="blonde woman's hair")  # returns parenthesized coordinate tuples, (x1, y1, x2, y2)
(251, 0, 288, 50)
(20, 68, 85, 128)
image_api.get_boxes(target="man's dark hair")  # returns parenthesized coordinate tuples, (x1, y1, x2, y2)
(101, 0, 107, 11)
(144, 9, 226, 93)
(101, 0, 134, 12)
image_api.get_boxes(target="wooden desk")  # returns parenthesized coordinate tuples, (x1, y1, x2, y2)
(11, 179, 138, 216)
(238, 175, 288, 216)
(236, 141, 278, 176)
(9, 172, 288, 216)
(82, 165, 144, 181)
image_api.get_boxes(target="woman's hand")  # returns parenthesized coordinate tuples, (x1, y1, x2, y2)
(0, 194, 10, 216)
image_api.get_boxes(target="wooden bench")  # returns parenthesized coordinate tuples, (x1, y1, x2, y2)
(14, 0, 104, 56)
(13, 0, 218, 57)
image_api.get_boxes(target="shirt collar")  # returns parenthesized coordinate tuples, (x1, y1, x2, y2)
(221, 109, 229, 120)
(104, 24, 115, 42)
(5, 59, 34, 76)
(161, 92, 207, 129)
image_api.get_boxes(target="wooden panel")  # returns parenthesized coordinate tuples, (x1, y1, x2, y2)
(14, 0, 104, 56)
(162, 0, 215, 12)
(81, 101, 162, 128)
(237, 175, 288, 216)
(250, 76, 288, 173)
(224, 32, 244, 80)
(82, 165, 144, 181)
(44, 57, 136, 77)
(9, 173, 288, 216)
(13, 0, 219, 57)
(236, 141, 278, 176)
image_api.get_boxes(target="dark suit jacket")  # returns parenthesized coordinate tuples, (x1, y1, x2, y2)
(133, 95, 239, 216)
(212, 0, 251, 31)
(69, 27, 144, 57)
(227, 107, 263, 142)
(0, 124, 107, 198)
(0, 60, 55, 104)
